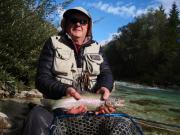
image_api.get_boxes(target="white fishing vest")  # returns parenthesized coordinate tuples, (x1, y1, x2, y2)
(51, 36, 103, 91)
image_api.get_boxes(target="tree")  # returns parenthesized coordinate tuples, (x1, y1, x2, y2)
(0, 0, 73, 88)
(105, 3, 180, 87)
(167, 2, 179, 47)
(169, 2, 179, 27)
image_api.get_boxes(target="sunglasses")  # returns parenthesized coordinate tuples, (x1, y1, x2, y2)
(69, 17, 88, 25)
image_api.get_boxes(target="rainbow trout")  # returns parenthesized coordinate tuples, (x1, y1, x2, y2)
(41, 93, 124, 111)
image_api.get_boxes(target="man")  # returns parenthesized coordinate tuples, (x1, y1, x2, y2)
(23, 7, 115, 135)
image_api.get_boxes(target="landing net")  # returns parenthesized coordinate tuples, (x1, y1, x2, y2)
(50, 113, 143, 135)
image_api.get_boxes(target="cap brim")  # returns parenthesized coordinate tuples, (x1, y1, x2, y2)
(63, 9, 90, 19)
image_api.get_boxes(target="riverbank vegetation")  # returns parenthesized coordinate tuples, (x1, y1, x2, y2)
(104, 3, 180, 89)
(0, 0, 73, 92)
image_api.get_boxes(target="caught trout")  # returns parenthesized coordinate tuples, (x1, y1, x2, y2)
(41, 92, 124, 111)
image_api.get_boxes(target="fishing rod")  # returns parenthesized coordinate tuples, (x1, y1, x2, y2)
(132, 116, 180, 133)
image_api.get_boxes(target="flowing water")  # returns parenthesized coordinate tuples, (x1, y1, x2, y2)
(113, 81, 180, 135)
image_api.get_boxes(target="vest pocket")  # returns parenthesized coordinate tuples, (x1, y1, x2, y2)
(84, 54, 103, 75)
(53, 48, 73, 75)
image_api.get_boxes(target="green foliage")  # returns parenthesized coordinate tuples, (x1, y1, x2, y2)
(105, 3, 180, 88)
(0, 0, 73, 89)
(169, 2, 179, 27)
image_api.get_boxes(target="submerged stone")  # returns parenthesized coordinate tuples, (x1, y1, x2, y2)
(169, 108, 180, 113)
(0, 112, 12, 129)
(129, 99, 167, 106)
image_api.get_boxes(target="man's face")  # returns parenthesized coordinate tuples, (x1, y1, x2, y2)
(66, 13, 89, 40)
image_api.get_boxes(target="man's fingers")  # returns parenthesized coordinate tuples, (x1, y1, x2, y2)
(66, 87, 81, 100)
(66, 105, 87, 114)
(66, 107, 76, 114)
(103, 92, 110, 100)
(103, 107, 110, 114)
(78, 105, 87, 113)
(96, 87, 110, 100)
(95, 105, 116, 115)
(108, 107, 116, 113)
(95, 110, 101, 115)
(70, 91, 81, 100)
(96, 109, 105, 115)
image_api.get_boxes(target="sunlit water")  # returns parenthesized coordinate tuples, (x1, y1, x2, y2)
(112, 81, 180, 135)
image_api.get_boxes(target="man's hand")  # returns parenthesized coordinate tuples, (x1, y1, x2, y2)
(96, 87, 110, 100)
(66, 105, 87, 114)
(66, 87, 81, 100)
(95, 87, 116, 115)
(95, 105, 116, 115)
(65, 87, 87, 114)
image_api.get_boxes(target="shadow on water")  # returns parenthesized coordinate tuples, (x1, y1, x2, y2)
(129, 99, 168, 106)
(0, 99, 35, 135)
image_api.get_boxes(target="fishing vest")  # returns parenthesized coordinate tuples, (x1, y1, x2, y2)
(51, 36, 103, 91)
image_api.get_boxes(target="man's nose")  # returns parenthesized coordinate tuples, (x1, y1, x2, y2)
(75, 22, 81, 26)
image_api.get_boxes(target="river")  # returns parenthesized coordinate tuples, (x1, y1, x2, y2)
(113, 81, 180, 135)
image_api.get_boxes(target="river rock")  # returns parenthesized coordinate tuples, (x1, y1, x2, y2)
(0, 90, 4, 98)
(26, 89, 43, 98)
(0, 90, 10, 98)
(17, 89, 43, 98)
(0, 112, 12, 129)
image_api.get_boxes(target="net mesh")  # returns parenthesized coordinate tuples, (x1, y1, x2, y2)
(50, 114, 142, 135)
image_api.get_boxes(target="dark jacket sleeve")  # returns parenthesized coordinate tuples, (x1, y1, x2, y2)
(94, 47, 114, 92)
(35, 38, 71, 99)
